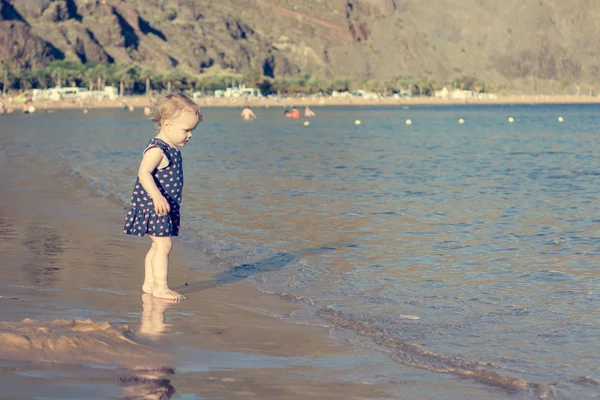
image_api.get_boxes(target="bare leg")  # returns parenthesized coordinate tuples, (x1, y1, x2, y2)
(149, 236, 186, 300)
(142, 242, 156, 294)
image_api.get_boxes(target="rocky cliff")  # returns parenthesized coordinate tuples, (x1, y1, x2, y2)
(2, 0, 600, 87)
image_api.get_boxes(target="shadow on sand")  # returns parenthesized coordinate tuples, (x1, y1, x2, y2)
(175, 252, 296, 295)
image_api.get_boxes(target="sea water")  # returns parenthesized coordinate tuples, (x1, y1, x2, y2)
(1, 103, 599, 399)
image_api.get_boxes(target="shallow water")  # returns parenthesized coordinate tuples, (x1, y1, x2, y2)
(2, 104, 599, 398)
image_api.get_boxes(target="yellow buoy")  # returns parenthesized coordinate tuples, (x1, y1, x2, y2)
(558, 116, 564, 122)
(355, 119, 361, 125)
(458, 118, 465, 124)
(406, 119, 412, 125)
(304, 121, 310, 126)
(508, 117, 514, 123)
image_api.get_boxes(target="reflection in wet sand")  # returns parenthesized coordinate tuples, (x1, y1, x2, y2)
(121, 294, 182, 399)
(117, 367, 176, 400)
(139, 294, 181, 338)
(23, 222, 64, 287)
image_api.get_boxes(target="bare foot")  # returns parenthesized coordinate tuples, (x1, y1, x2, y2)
(142, 281, 154, 294)
(152, 288, 186, 301)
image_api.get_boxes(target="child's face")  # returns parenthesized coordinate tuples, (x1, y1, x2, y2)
(164, 111, 199, 147)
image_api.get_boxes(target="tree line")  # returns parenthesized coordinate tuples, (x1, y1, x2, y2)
(1, 60, 489, 97)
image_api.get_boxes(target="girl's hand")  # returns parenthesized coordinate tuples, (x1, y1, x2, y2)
(153, 195, 170, 216)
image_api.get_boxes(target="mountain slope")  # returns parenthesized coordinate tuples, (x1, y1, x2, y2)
(2, 0, 600, 88)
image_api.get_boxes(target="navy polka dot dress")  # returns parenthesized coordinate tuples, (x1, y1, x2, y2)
(124, 138, 184, 237)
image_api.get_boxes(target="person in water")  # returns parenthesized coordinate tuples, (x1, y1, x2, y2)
(304, 105, 315, 117)
(123, 92, 203, 300)
(241, 106, 257, 120)
(284, 106, 301, 119)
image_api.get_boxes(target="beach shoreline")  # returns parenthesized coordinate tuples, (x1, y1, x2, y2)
(3, 93, 600, 112)
(1, 106, 583, 399)
(0, 131, 412, 399)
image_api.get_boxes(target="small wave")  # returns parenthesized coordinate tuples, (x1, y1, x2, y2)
(317, 307, 557, 398)
(571, 376, 600, 386)
(523, 269, 574, 283)
(67, 167, 129, 209)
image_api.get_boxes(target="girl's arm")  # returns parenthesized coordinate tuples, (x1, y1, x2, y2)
(138, 147, 170, 216)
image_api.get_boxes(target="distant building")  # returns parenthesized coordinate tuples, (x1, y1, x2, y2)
(353, 90, 379, 99)
(222, 86, 262, 98)
(434, 87, 450, 98)
(32, 86, 118, 101)
(331, 90, 352, 98)
(449, 89, 474, 100)
(433, 87, 496, 100)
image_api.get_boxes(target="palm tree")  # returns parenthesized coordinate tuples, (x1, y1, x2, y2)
(417, 76, 433, 97)
(574, 80, 581, 96)
(31, 69, 49, 89)
(46, 60, 84, 88)
(83, 65, 96, 91)
(399, 75, 415, 96)
(15, 68, 34, 91)
(363, 79, 379, 92)
(307, 75, 324, 94)
(242, 69, 262, 88)
(331, 76, 350, 92)
(474, 81, 486, 94)
(426, 79, 438, 97)
(140, 67, 154, 97)
(49, 65, 65, 87)
(162, 69, 180, 94)
(91, 63, 107, 91)
(587, 81, 596, 97)
(271, 77, 290, 95)
(113, 64, 138, 97)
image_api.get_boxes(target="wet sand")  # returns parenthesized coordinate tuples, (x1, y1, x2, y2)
(0, 137, 410, 398)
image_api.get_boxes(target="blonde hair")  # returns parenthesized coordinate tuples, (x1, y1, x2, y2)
(151, 92, 203, 130)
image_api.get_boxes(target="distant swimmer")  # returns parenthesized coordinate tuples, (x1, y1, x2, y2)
(304, 105, 315, 117)
(241, 106, 257, 120)
(284, 106, 300, 119)
(22, 102, 35, 114)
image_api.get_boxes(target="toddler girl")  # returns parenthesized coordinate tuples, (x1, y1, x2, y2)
(124, 93, 202, 300)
